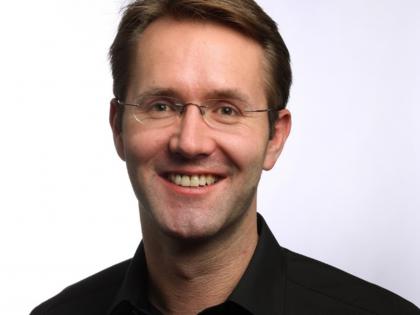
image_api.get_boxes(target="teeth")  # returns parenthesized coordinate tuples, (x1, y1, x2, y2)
(206, 175, 215, 185)
(169, 174, 218, 187)
(190, 175, 199, 187)
(181, 175, 190, 187)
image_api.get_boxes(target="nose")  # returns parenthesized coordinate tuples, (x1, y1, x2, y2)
(168, 104, 216, 159)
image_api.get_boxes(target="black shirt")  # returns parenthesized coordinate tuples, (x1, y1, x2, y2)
(31, 214, 419, 315)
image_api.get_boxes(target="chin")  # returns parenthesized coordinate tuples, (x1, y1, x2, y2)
(163, 228, 218, 243)
(154, 208, 228, 242)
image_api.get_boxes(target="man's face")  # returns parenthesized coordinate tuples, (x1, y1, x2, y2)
(111, 18, 290, 240)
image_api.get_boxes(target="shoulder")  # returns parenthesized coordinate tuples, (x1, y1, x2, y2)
(30, 259, 131, 315)
(283, 248, 419, 314)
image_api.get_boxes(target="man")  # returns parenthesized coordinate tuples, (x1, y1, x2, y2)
(32, 0, 419, 314)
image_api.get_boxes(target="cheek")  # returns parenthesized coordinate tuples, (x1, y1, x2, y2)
(123, 128, 168, 166)
(219, 131, 268, 171)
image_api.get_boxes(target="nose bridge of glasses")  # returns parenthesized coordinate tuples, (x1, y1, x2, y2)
(176, 102, 214, 130)
(181, 102, 207, 116)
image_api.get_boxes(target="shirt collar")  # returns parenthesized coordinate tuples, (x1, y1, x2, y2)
(108, 243, 151, 314)
(109, 213, 286, 315)
(228, 213, 286, 315)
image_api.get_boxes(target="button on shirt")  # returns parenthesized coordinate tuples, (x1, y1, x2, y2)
(31, 214, 419, 315)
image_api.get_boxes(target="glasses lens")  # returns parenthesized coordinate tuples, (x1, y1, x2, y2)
(130, 96, 179, 126)
(126, 97, 255, 130)
(205, 99, 246, 126)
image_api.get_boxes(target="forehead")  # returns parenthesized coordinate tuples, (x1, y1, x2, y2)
(128, 17, 266, 103)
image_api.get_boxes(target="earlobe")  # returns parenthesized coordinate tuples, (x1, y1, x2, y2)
(109, 99, 126, 161)
(263, 109, 291, 170)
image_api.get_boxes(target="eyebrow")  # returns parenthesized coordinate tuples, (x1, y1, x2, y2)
(134, 87, 251, 103)
(204, 89, 250, 103)
(134, 88, 179, 102)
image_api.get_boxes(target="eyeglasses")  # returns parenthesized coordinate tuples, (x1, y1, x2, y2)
(114, 96, 279, 130)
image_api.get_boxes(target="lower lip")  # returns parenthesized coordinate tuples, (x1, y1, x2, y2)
(159, 175, 222, 195)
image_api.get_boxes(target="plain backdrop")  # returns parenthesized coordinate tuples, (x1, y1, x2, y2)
(0, 1, 419, 314)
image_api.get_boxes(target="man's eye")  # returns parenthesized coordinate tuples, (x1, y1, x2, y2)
(144, 99, 175, 112)
(219, 106, 233, 115)
(216, 105, 240, 116)
(151, 102, 170, 111)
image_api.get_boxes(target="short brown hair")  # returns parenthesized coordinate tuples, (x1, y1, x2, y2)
(109, 0, 292, 136)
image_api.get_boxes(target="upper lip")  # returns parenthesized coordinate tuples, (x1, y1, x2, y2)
(158, 168, 228, 178)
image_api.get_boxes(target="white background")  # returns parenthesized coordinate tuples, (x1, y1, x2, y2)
(0, 1, 419, 313)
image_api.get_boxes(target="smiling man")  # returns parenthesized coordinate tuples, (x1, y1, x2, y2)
(31, 1, 419, 315)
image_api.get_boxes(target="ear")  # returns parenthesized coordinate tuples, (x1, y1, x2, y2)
(109, 98, 126, 161)
(263, 109, 291, 170)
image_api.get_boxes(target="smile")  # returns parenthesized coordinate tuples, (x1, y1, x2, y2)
(168, 174, 219, 187)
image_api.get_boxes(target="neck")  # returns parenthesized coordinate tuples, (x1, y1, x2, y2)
(141, 211, 258, 315)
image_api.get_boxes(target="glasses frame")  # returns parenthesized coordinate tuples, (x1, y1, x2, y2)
(113, 97, 280, 115)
